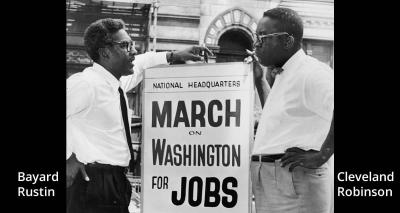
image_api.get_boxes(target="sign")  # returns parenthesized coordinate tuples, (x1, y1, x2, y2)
(142, 62, 254, 213)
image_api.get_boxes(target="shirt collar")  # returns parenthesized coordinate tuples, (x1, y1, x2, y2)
(282, 49, 306, 72)
(92, 62, 121, 90)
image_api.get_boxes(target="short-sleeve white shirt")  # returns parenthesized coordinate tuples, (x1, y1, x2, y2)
(252, 49, 334, 155)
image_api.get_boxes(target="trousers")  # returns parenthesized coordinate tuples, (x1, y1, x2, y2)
(67, 164, 132, 213)
(251, 159, 332, 213)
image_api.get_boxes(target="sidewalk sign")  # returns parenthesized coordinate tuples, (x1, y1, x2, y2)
(142, 62, 254, 213)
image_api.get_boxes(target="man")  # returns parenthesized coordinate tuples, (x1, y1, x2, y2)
(251, 8, 334, 213)
(67, 18, 211, 213)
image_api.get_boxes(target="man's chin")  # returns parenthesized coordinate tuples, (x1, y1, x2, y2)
(259, 60, 269, 67)
(121, 67, 134, 76)
(258, 58, 273, 67)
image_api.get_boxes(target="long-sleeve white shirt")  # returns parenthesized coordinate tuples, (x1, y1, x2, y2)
(67, 52, 168, 166)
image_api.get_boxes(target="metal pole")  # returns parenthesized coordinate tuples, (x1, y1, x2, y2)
(152, 0, 159, 52)
(146, 4, 153, 52)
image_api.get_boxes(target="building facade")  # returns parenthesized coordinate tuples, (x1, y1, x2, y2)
(152, 0, 333, 66)
(67, 0, 334, 74)
(67, 0, 333, 112)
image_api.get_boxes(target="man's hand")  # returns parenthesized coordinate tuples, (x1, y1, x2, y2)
(66, 153, 89, 188)
(171, 45, 213, 64)
(245, 49, 270, 107)
(280, 147, 328, 172)
(245, 49, 264, 81)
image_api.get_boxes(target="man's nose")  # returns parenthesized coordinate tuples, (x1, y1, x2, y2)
(129, 47, 137, 56)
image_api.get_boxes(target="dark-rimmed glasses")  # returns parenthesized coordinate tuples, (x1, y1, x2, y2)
(110, 40, 135, 52)
(254, 32, 291, 46)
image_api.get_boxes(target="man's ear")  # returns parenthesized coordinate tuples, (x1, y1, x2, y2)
(98, 47, 111, 60)
(284, 35, 295, 50)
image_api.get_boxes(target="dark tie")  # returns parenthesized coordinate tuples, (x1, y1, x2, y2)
(118, 87, 135, 170)
(267, 67, 284, 87)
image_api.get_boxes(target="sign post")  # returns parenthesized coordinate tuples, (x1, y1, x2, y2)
(142, 62, 254, 213)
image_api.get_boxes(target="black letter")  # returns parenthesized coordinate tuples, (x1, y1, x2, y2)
(152, 101, 171, 127)
(204, 177, 221, 207)
(191, 101, 206, 127)
(152, 139, 166, 165)
(225, 99, 241, 127)
(232, 145, 240, 167)
(214, 144, 222, 166)
(164, 145, 173, 166)
(208, 100, 223, 127)
(174, 101, 190, 127)
(173, 145, 182, 166)
(188, 176, 203, 207)
(221, 145, 230, 167)
(171, 177, 187, 206)
(197, 145, 206, 166)
(222, 177, 237, 208)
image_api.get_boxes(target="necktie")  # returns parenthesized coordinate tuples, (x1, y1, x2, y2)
(118, 87, 135, 170)
(267, 67, 284, 87)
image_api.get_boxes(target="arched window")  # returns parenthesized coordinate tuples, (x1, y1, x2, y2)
(204, 7, 258, 62)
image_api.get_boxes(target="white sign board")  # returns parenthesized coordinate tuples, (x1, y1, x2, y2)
(142, 62, 254, 213)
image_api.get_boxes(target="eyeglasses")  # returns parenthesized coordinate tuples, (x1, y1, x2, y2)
(110, 40, 135, 52)
(254, 32, 291, 46)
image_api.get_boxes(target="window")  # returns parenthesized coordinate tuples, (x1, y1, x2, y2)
(302, 39, 334, 68)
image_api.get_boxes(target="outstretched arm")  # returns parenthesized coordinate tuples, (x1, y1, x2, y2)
(121, 46, 213, 91)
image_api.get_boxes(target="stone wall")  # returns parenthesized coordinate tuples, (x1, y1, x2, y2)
(152, 0, 333, 51)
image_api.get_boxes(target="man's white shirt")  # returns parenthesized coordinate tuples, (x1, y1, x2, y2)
(252, 49, 334, 155)
(67, 52, 168, 166)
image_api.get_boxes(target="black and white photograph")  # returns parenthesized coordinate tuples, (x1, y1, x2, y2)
(66, 0, 334, 212)
(8, 0, 398, 212)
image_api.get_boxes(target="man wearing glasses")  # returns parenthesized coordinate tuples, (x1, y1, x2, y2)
(66, 18, 211, 213)
(250, 8, 334, 213)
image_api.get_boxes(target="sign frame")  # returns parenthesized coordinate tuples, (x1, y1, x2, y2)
(141, 62, 254, 213)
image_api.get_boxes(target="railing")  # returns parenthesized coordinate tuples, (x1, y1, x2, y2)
(66, 0, 151, 41)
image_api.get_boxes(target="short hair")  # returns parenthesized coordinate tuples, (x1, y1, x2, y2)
(83, 18, 125, 62)
(263, 7, 303, 48)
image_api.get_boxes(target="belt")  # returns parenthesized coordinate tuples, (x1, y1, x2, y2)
(86, 162, 128, 173)
(251, 154, 285, 162)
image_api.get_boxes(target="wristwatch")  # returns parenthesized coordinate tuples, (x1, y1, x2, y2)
(167, 51, 174, 64)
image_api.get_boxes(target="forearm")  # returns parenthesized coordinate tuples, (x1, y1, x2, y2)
(255, 78, 270, 108)
(135, 51, 169, 69)
(121, 52, 169, 90)
(319, 111, 334, 161)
